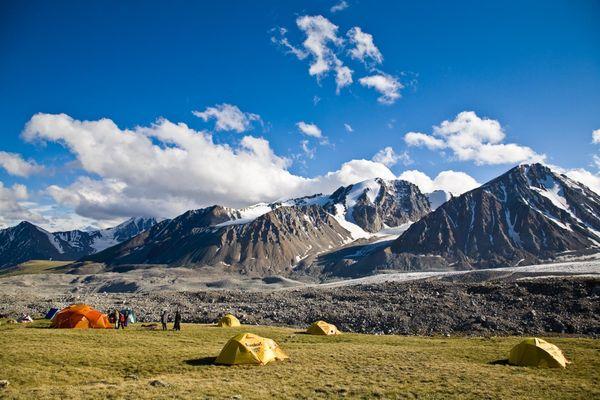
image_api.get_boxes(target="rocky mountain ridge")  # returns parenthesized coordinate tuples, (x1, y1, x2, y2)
(3, 164, 598, 277)
(387, 163, 600, 269)
(83, 178, 434, 274)
(85, 205, 356, 275)
(0, 217, 157, 267)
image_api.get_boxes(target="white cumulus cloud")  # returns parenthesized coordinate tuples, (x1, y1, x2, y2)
(347, 27, 383, 65)
(270, 27, 308, 60)
(296, 15, 353, 92)
(0, 181, 46, 228)
(404, 111, 545, 165)
(547, 163, 600, 195)
(192, 103, 260, 133)
(274, 15, 353, 93)
(372, 147, 412, 167)
(404, 132, 446, 150)
(314, 159, 396, 192)
(0, 151, 43, 177)
(593, 129, 600, 144)
(330, 0, 349, 13)
(398, 169, 480, 196)
(564, 168, 600, 194)
(359, 73, 402, 104)
(273, 15, 405, 103)
(21, 113, 400, 224)
(296, 121, 323, 138)
(300, 140, 316, 159)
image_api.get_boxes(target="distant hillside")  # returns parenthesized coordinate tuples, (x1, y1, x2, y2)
(0, 217, 157, 268)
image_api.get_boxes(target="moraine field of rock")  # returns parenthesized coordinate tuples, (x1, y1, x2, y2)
(1, 267, 598, 337)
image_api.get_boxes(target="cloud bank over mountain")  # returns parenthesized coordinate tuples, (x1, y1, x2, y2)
(404, 111, 546, 165)
(8, 112, 487, 228)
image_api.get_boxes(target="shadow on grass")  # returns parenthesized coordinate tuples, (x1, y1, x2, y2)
(489, 359, 510, 365)
(185, 357, 217, 366)
(26, 322, 53, 329)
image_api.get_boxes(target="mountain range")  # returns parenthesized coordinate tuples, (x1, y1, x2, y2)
(0, 217, 157, 268)
(389, 163, 600, 268)
(1, 163, 598, 277)
(84, 178, 432, 275)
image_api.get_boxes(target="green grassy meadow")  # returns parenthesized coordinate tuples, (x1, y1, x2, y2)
(0, 260, 73, 277)
(0, 320, 598, 399)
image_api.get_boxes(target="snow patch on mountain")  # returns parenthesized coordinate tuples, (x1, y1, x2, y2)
(89, 234, 119, 253)
(36, 226, 65, 254)
(213, 178, 429, 241)
(215, 203, 276, 227)
(345, 179, 383, 211)
(504, 209, 522, 247)
(330, 203, 371, 240)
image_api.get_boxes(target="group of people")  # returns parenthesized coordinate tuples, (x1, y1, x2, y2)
(109, 309, 130, 329)
(107, 308, 182, 331)
(161, 310, 182, 331)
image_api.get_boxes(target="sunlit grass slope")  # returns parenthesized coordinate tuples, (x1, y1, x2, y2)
(0, 260, 73, 277)
(0, 320, 598, 399)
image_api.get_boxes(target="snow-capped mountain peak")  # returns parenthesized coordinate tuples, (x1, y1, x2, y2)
(391, 163, 600, 268)
(214, 177, 431, 239)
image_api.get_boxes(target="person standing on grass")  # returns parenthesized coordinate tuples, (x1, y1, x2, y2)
(119, 311, 126, 329)
(161, 310, 168, 330)
(123, 310, 129, 328)
(113, 309, 120, 329)
(173, 310, 181, 331)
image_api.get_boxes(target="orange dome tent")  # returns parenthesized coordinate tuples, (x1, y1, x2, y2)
(51, 304, 112, 329)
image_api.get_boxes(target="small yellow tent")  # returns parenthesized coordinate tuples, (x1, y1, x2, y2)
(215, 333, 289, 365)
(306, 320, 340, 335)
(508, 338, 569, 368)
(217, 314, 241, 327)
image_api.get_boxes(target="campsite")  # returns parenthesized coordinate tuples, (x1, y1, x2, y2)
(1, 1, 600, 399)
(1, 317, 599, 399)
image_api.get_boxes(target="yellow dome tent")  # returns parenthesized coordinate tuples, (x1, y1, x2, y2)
(306, 320, 340, 335)
(215, 333, 289, 365)
(217, 314, 241, 327)
(508, 338, 569, 368)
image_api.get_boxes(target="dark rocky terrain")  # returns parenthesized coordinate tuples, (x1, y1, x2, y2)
(2, 276, 598, 337)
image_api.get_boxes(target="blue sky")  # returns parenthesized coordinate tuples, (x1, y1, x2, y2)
(0, 0, 599, 230)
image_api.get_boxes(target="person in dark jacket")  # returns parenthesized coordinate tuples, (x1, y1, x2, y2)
(161, 310, 168, 330)
(173, 310, 181, 331)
